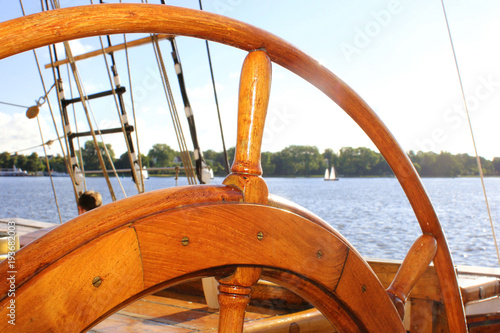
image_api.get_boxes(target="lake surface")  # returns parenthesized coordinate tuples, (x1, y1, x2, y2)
(1, 176, 499, 267)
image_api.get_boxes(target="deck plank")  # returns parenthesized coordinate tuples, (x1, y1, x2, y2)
(90, 313, 193, 332)
(90, 293, 280, 332)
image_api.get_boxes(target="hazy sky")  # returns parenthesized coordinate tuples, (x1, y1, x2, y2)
(1, 0, 499, 160)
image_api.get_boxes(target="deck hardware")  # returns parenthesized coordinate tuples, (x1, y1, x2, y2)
(257, 231, 264, 240)
(92, 276, 102, 288)
(479, 286, 485, 299)
(181, 237, 189, 246)
(317, 250, 323, 259)
(361, 285, 367, 293)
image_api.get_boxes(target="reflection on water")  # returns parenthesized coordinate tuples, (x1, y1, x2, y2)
(0, 176, 499, 267)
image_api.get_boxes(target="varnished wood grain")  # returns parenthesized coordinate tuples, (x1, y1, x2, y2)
(217, 267, 262, 333)
(230, 50, 271, 176)
(44, 34, 173, 68)
(0, 194, 398, 332)
(334, 251, 405, 332)
(241, 308, 336, 333)
(0, 227, 143, 332)
(410, 299, 434, 333)
(223, 50, 271, 204)
(368, 259, 442, 302)
(133, 204, 348, 291)
(0, 186, 242, 299)
(387, 234, 438, 319)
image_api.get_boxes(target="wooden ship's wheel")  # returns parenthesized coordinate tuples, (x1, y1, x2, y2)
(0, 4, 467, 332)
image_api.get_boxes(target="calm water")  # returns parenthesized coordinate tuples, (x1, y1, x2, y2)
(1, 176, 499, 267)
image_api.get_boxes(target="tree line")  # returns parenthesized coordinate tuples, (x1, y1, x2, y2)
(1, 141, 499, 177)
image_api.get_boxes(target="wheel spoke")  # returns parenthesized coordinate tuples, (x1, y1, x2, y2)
(223, 49, 271, 204)
(387, 234, 438, 319)
(217, 267, 262, 333)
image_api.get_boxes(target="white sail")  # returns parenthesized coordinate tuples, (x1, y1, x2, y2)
(330, 167, 336, 180)
(325, 165, 338, 181)
(142, 166, 149, 180)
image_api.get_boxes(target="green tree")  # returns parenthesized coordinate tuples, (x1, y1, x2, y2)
(25, 152, 45, 172)
(0, 152, 11, 169)
(480, 157, 495, 176)
(147, 144, 177, 175)
(455, 153, 478, 176)
(414, 151, 438, 176)
(139, 154, 150, 169)
(80, 140, 115, 171)
(322, 148, 339, 170)
(435, 152, 461, 177)
(113, 152, 149, 177)
(493, 157, 500, 175)
(203, 149, 226, 176)
(48, 154, 67, 172)
(114, 152, 131, 170)
(372, 157, 392, 176)
(148, 144, 176, 167)
(338, 147, 379, 176)
(273, 145, 324, 176)
(11, 153, 27, 171)
(261, 151, 275, 176)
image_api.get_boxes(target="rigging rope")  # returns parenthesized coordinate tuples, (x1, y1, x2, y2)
(114, 0, 146, 191)
(151, 35, 197, 184)
(36, 115, 63, 224)
(50, 0, 118, 201)
(122, 33, 146, 192)
(198, 0, 231, 175)
(44, 0, 91, 202)
(91, 0, 144, 194)
(0, 101, 29, 109)
(66, 63, 87, 192)
(59, 41, 117, 200)
(18, 0, 63, 223)
(94, 35, 131, 197)
(9, 137, 59, 155)
(440, 0, 500, 267)
(169, 37, 208, 183)
(47, 40, 80, 204)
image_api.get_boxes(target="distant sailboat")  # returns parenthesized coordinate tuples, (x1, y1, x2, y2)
(324, 166, 339, 181)
(142, 166, 149, 180)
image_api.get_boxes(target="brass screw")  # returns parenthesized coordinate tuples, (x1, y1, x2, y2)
(92, 276, 102, 288)
(361, 285, 367, 293)
(181, 237, 189, 246)
(257, 231, 264, 241)
(317, 250, 323, 259)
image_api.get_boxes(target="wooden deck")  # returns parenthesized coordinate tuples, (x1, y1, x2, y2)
(0, 217, 56, 237)
(89, 290, 334, 333)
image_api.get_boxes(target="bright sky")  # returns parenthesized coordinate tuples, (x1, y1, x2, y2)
(1, 0, 499, 161)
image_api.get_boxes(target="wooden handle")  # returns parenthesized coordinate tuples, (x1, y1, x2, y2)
(217, 267, 262, 333)
(223, 50, 271, 204)
(231, 49, 271, 176)
(387, 234, 437, 319)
